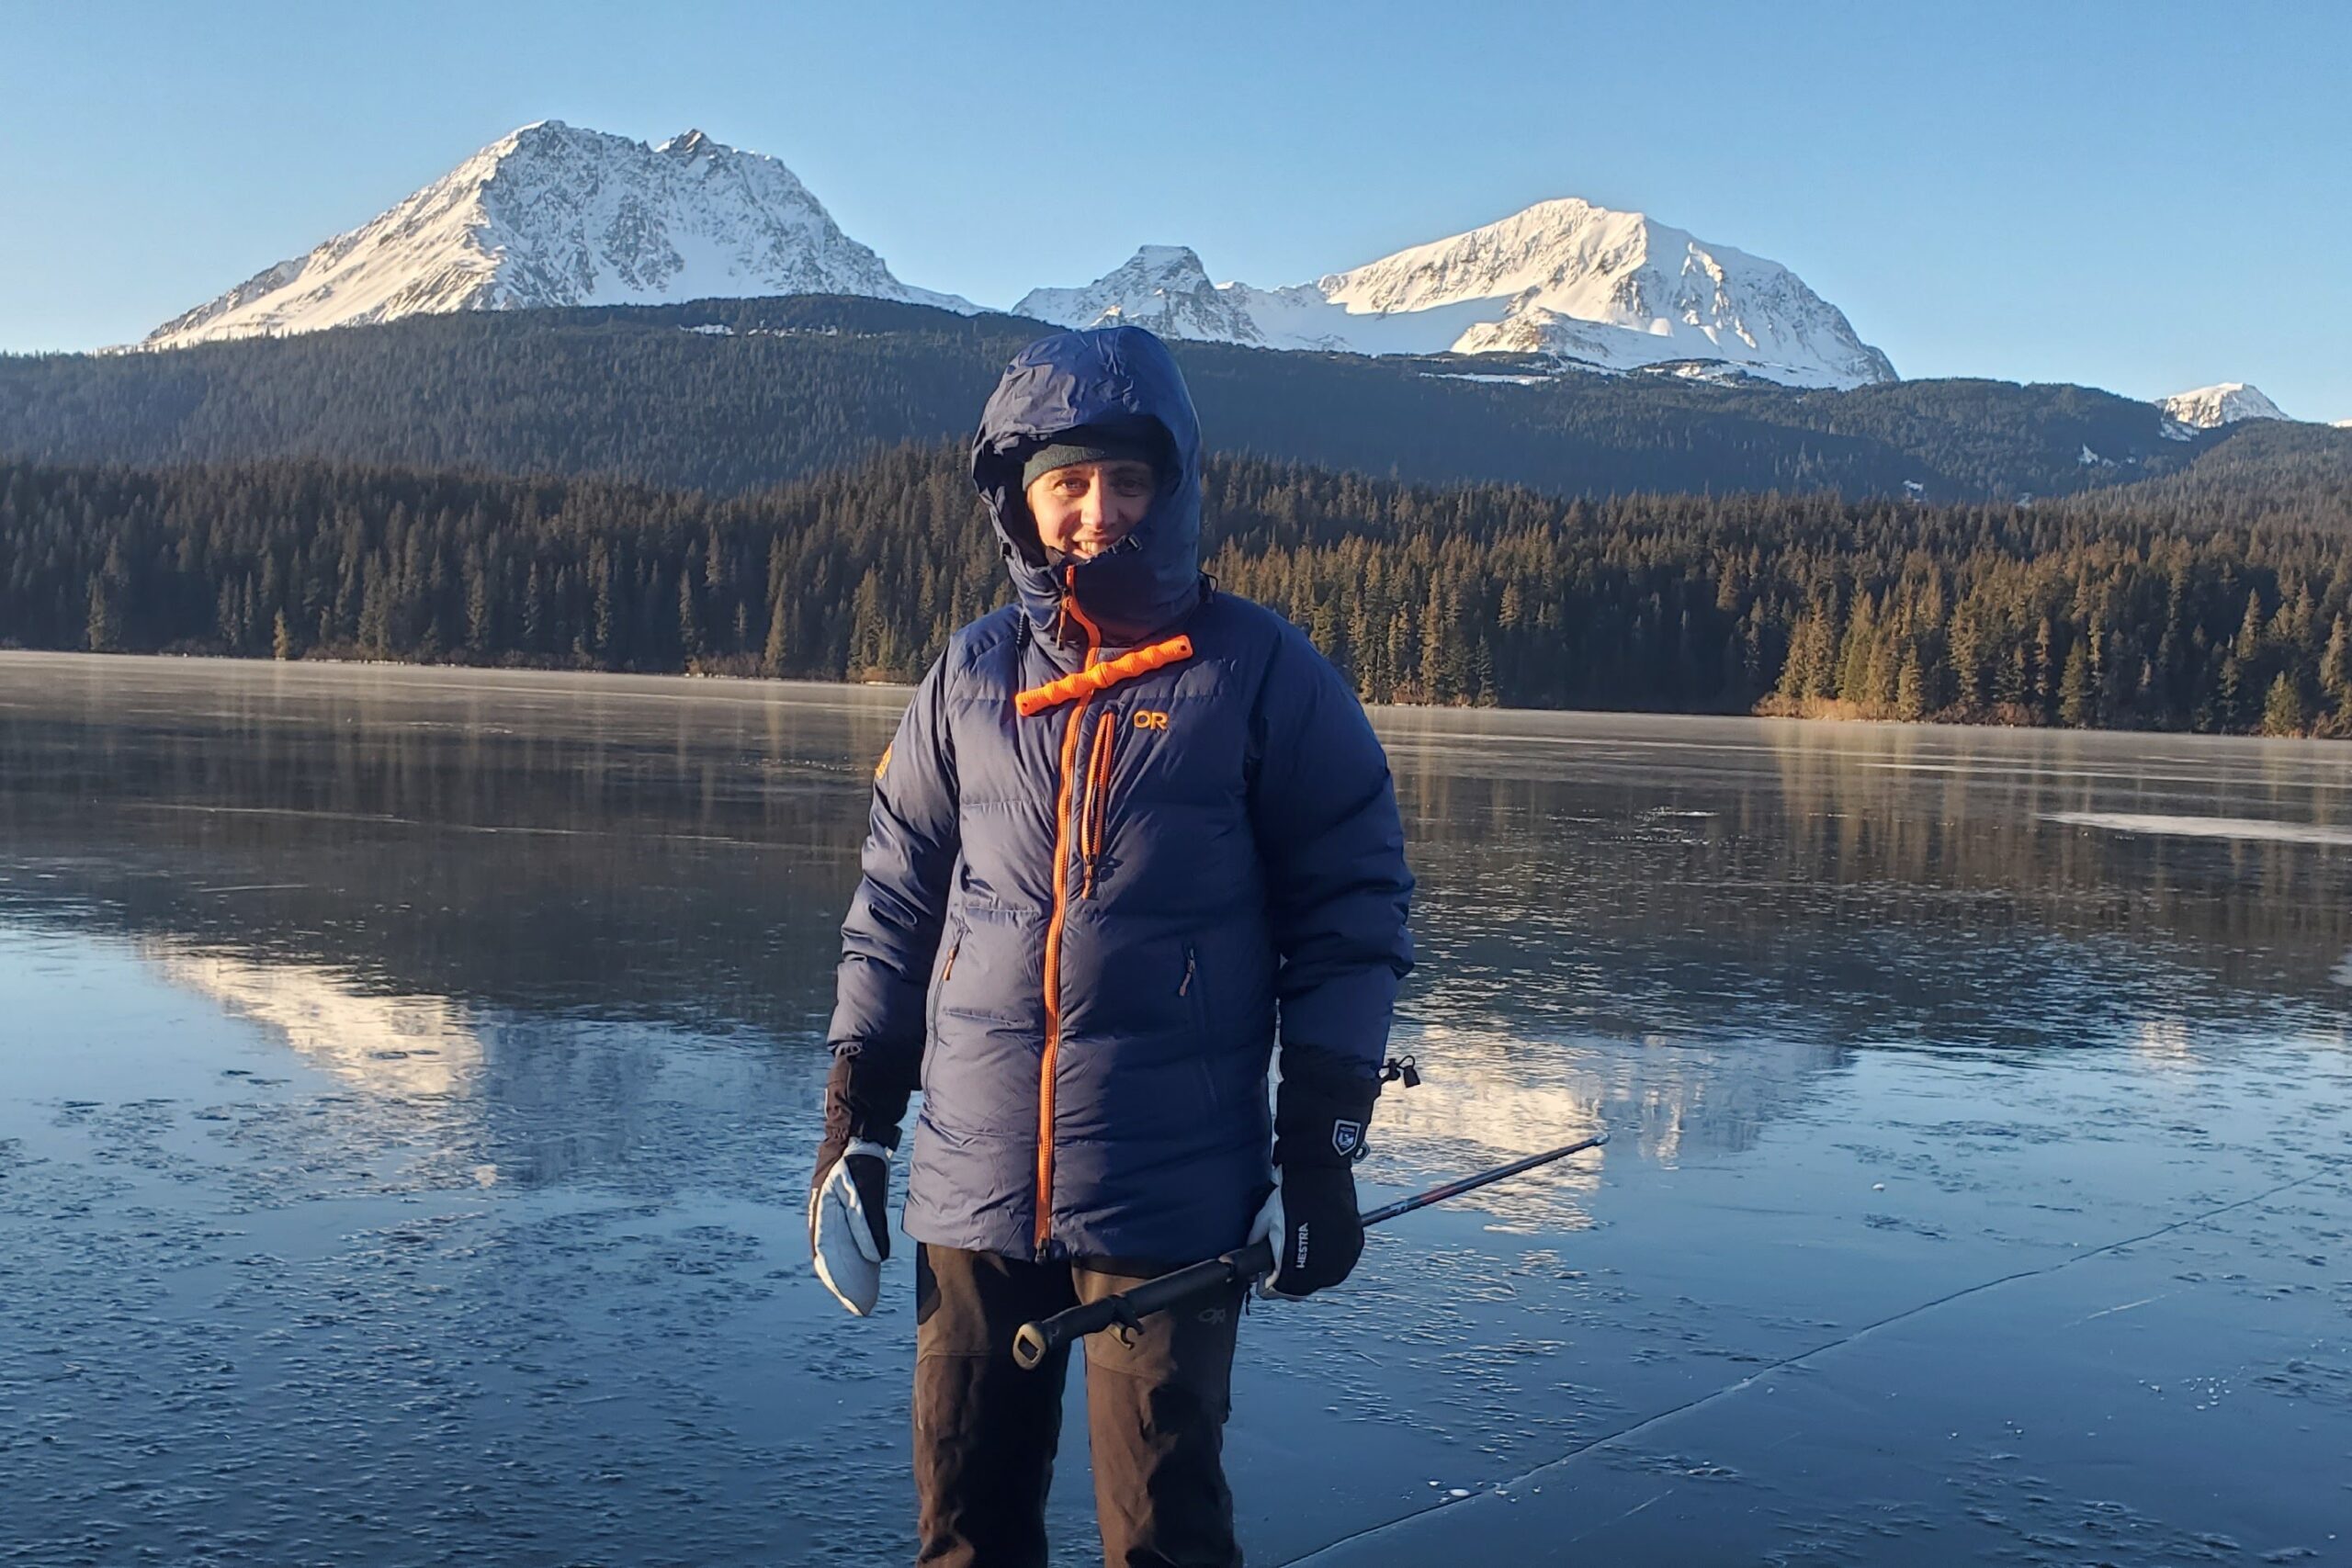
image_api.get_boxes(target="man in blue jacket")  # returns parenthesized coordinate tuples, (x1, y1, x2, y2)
(810, 324, 1414, 1567)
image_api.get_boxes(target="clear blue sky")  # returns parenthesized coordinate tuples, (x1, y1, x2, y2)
(6, 0, 2348, 419)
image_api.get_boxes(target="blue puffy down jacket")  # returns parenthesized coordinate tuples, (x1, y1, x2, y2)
(825, 325, 1414, 1264)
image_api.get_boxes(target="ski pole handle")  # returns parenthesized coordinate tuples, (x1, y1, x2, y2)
(1012, 1238, 1274, 1371)
(1009, 1130, 1609, 1371)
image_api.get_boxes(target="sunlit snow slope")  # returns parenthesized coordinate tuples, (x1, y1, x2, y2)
(2158, 382, 2290, 428)
(142, 122, 973, 349)
(1015, 199, 1897, 389)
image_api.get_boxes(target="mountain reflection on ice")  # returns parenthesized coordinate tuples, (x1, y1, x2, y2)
(2, 652, 2347, 1567)
(144, 940, 484, 1099)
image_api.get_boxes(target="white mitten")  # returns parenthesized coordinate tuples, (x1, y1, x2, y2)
(808, 1138, 892, 1315)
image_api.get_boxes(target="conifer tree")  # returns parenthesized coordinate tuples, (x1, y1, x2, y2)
(2318, 615, 2352, 729)
(2262, 672, 2306, 737)
(2059, 643, 2094, 728)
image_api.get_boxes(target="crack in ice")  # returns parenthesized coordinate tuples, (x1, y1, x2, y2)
(1277, 1158, 2349, 1565)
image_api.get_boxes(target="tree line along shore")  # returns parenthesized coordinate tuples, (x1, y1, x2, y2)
(3, 443, 2347, 737)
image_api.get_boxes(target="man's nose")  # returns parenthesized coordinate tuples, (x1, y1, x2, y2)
(1080, 483, 1110, 525)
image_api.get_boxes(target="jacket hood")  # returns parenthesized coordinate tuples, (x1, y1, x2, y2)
(971, 326, 1204, 649)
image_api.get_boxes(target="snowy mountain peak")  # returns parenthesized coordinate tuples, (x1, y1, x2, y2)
(1013, 246, 1266, 344)
(1315, 197, 1638, 313)
(141, 121, 974, 350)
(1316, 198, 1896, 387)
(2158, 383, 2290, 428)
(1134, 243, 1204, 268)
(1017, 197, 1894, 389)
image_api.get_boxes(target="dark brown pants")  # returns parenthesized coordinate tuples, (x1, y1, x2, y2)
(914, 1244, 1245, 1568)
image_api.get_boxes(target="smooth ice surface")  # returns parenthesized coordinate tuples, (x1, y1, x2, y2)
(1, 652, 2346, 1565)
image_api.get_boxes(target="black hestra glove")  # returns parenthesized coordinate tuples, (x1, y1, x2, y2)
(808, 1050, 909, 1316)
(1257, 1063, 1381, 1299)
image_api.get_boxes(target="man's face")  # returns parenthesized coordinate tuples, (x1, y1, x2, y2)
(1024, 460, 1155, 560)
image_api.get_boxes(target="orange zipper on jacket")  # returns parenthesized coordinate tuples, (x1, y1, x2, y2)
(1080, 710, 1116, 898)
(1035, 573, 1101, 1255)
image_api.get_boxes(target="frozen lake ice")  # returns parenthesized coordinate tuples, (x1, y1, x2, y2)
(0, 652, 2346, 1564)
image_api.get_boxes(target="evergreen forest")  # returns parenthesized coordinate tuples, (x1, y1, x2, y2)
(6, 443, 2348, 737)
(10, 295, 2336, 503)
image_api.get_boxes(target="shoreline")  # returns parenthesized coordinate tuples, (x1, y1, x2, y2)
(6, 645, 2346, 744)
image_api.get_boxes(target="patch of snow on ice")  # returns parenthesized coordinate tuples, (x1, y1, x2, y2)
(2046, 812, 2352, 848)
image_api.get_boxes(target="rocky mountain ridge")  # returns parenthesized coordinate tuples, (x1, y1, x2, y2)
(143, 120, 1892, 389)
(135, 121, 2308, 417)
(1017, 200, 1898, 389)
(143, 121, 973, 349)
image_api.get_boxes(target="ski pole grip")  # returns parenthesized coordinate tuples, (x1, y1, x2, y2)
(1012, 1239, 1273, 1372)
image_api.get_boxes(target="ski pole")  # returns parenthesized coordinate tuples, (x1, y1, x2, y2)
(1011, 1129, 1609, 1371)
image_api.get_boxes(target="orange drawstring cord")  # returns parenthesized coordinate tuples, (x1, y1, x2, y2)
(1014, 636, 1194, 717)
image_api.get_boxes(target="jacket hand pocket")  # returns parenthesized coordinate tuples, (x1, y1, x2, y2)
(1181, 942, 1219, 1109)
(924, 919, 964, 1075)
(1180, 942, 1210, 1034)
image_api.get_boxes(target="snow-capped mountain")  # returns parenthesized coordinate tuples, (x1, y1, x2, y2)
(1013, 246, 1269, 346)
(2158, 383, 2290, 428)
(142, 122, 972, 349)
(143, 118, 1891, 389)
(1015, 198, 1896, 389)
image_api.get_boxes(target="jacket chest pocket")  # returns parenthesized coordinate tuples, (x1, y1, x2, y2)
(1075, 700, 1198, 897)
(1078, 709, 1120, 897)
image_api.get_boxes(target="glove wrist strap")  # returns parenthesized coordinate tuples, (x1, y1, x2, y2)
(1273, 1069, 1380, 1169)
(823, 1051, 910, 1152)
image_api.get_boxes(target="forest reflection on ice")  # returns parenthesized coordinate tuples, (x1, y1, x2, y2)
(1, 652, 2346, 1566)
